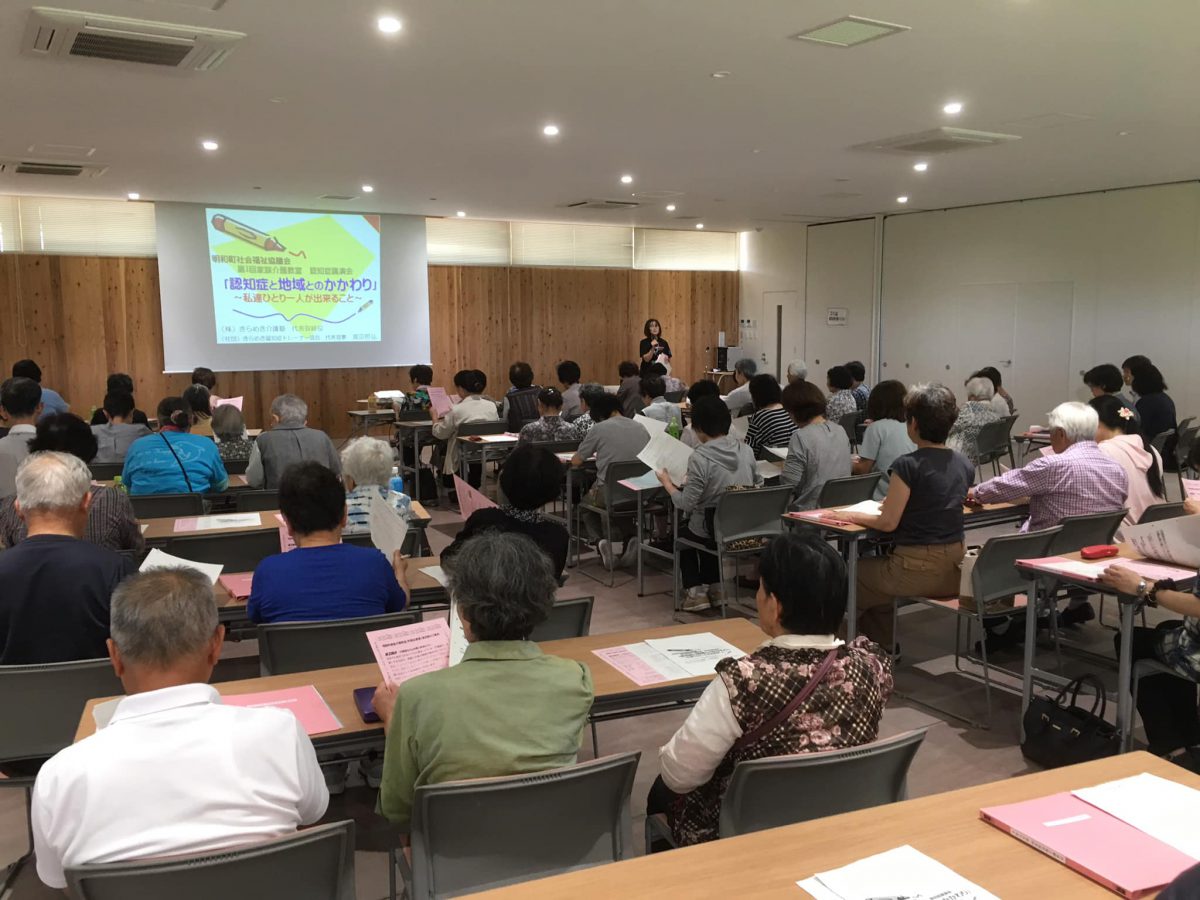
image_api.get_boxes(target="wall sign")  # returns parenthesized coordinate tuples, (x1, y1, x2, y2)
(827, 307, 848, 326)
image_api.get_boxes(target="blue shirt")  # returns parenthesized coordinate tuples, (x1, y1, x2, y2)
(37, 387, 70, 420)
(122, 431, 228, 495)
(247, 543, 407, 624)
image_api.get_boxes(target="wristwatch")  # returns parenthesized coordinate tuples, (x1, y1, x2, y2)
(1135, 578, 1148, 598)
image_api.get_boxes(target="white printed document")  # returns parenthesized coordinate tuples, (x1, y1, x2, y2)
(370, 492, 409, 559)
(1074, 772, 1200, 861)
(729, 416, 751, 441)
(637, 431, 693, 485)
(643, 632, 746, 678)
(419, 565, 449, 587)
(1121, 515, 1200, 568)
(799, 844, 1000, 900)
(139, 548, 223, 584)
(835, 500, 882, 517)
(634, 414, 669, 438)
(767, 445, 789, 460)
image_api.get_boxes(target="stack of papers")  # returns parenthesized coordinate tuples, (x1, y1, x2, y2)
(140, 548, 222, 583)
(222, 685, 342, 736)
(798, 845, 998, 900)
(836, 500, 882, 516)
(1073, 773, 1200, 861)
(1122, 515, 1200, 568)
(1018, 556, 1193, 584)
(593, 632, 745, 686)
(637, 431, 693, 484)
(372, 390, 405, 400)
(173, 513, 261, 533)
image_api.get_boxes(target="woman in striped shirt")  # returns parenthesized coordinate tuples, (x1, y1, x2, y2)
(744, 374, 796, 458)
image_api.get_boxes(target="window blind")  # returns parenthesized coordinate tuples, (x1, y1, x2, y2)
(511, 221, 632, 268)
(634, 228, 738, 271)
(14, 196, 156, 256)
(425, 218, 510, 265)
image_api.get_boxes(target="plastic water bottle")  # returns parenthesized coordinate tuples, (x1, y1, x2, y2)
(388, 475, 412, 520)
(111, 474, 127, 493)
(666, 417, 682, 440)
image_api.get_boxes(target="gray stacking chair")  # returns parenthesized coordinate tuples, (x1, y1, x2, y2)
(258, 611, 421, 676)
(817, 473, 882, 508)
(530, 597, 594, 642)
(130, 492, 204, 519)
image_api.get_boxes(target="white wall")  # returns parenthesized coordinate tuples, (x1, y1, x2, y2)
(738, 224, 808, 379)
(804, 219, 878, 386)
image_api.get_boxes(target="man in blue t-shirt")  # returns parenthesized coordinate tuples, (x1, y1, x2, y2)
(247, 461, 408, 623)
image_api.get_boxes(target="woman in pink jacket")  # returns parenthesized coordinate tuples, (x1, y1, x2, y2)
(1091, 395, 1165, 528)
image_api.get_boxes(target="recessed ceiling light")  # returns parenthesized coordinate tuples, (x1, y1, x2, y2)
(127, 192, 140, 200)
(896, 196, 909, 204)
(666, 204, 676, 212)
(362, 184, 375, 193)
(377, 15, 402, 33)
(695, 223, 705, 229)
(791, 16, 910, 48)
(1117, 130, 1131, 136)
(455, 210, 466, 217)
(913, 162, 929, 172)
(711, 71, 731, 78)
(620, 174, 633, 184)
(200, 139, 219, 151)
(943, 101, 963, 115)
(542, 124, 560, 137)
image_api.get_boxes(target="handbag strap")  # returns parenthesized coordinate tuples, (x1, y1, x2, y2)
(1055, 674, 1107, 720)
(159, 432, 194, 493)
(732, 648, 840, 752)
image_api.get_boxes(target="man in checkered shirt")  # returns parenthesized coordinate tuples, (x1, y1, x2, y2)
(970, 401, 1128, 531)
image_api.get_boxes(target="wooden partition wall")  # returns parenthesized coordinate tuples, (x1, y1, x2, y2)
(0, 255, 738, 436)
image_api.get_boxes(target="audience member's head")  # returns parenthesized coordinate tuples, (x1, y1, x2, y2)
(271, 393, 308, 427)
(786, 359, 809, 383)
(102, 390, 136, 423)
(827, 365, 853, 392)
(340, 436, 394, 490)
(278, 461, 345, 537)
(643, 318, 663, 338)
(648, 362, 670, 379)
(1122, 355, 1151, 386)
(1131, 363, 1167, 397)
(964, 376, 995, 402)
(845, 361, 866, 386)
(904, 384, 958, 445)
(499, 444, 564, 511)
(781, 380, 827, 426)
(556, 360, 581, 387)
(106, 373, 135, 396)
(757, 532, 847, 637)
(640, 376, 666, 401)
(578, 383, 606, 413)
(536, 387, 564, 416)
(211, 403, 246, 441)
(508, 362, 534, 390)
(687, 379, 721, 403)
(588, 392, 623, 420)
(190, 366, 217, 391)
(446, 532, 555, 642)
(733, 358, 757, 383)
(14, 451, 92, 533)
(748, 373, 782, 410)
(1, 376, 43, 422)
(12, 359, 43, 383)
(867, 380, 908, 422)
(1047, 401, 1099, 451)
(108, 568, 223, 693)
(973, 366, 1003, 392)
(618, 360, 640, 379)
(29, 413, 98, 463)
(409, 364, 434, 387)
(690, 396, 732, 439)
(182, 384, 212, 417)
(1083, 364, 1124, 397)
(453, 368, 487, 395)
(156, 396, 192, 432)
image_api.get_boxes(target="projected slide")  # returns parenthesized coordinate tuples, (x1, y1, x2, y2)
(206, 208, 382, 344)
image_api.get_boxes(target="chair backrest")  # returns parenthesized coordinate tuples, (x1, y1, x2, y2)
(1138, 502, 1189, 525)
(1174, 424, 1200, 468)
(66, 820, 356, 900)
(459, 421, 509, 438)
(506, 387, 542, 432)
(165, 529, 282, 573)
(407, 752, 639, 899)
(603, 459, 652, 509)
(972, 527, 1061, 605)
(663, 390, 685, 403)
(258, 611, 421, 676)
(712, 485, 794, 545)
(718, 729, 927, 838)
(130, 492, 205, 519)
(974, 419, 1012, 460)
(530, 597, 594, 642)
(1046, 510, 1126, 556)
(817, 473, 882, 508)
(88, 462, 124, 481)
(837, 411, 860, 444)
(0, 658, 124, 764)
(235, 489, 279, 512)
(1151, 429, 1175, 457)
(531, 439, 581, 456)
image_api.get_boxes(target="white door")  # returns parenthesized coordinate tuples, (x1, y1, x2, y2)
(761, 290, 797, 380)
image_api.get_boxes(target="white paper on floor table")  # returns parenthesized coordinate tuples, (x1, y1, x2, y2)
(798, 844, 1000, 900)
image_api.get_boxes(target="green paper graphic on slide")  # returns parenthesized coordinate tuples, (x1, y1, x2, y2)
(209, 210, 382, 344)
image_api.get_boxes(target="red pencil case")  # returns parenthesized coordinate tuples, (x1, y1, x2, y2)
(1081, 545, 1120, 560)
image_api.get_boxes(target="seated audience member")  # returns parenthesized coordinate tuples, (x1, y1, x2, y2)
(972, 401, 1127, 531)
(845, 360, 870, 411)
(854, 380, 916, 499)
(1132, 363, 1177, 442)
(650, 532, 893, 846)
(190, 365, 221, 406)
(1, 414, 142, 552)
(519, 387, 576, 444)
(573, 392, 650, 570)
(122, 397, 228, 496)
(374, 532, 594, 829)
(91, 391, 151, 464)
(407, 364, 434, 410)
(832, 384, 974, 648)
(341, 436, 409, 535)
(557, 360, 583, 418)
(780, 380, 852, 511)
(972, 366, 1013, 416)
(211, 403, 254, 465)
(12, 359, 68, 420)
(786, 359, 809, 384)
(31, 567, 327, 889)
(248, 461, 408, 623)
(1122, 354, 1151, 404)
(568, 383, 607, 438)
(656, 397, 762, 611)
(183, 384, 215, 438)
(681, 379, 722, 449)
(722, 358, 757, 413)
(0, 452, 133, 664)
(616, 360, 644, 417)
(744, 374, 796, 458)
(443, 444, 569, 577)
(430, 368, 498, 491)
(0, 376, 42, 498)
(1091, 395, 1165, 529)
(89, 373, 149, 427)
(246, 393, 339, 490)
(1084, 364, 1139, 424)
(501, 361, 542, 432)
(649, 361, 686, 396)
(946, 376, 1002, 463)
(638, 375, 682, 426)
(824, 365, 858, 423)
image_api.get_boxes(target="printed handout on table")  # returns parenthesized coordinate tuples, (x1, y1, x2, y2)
(1073, 773, 1200, 862)
(643, 632, 746, 678)
(140, 548, 223, 583)
(799, 844, 1000, 900)
(222, 685, 342, 736)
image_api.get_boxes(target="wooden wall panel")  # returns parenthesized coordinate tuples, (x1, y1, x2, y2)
(0, 255, 738, 435)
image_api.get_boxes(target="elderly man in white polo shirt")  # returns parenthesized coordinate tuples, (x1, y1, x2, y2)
(31, 567, 328, 889)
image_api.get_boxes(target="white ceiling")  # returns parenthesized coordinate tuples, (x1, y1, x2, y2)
(4, 0, 1199, 231)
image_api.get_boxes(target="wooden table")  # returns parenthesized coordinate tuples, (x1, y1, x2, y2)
(100, 474, 250, 491)
(141, 502, 433, 546)
(346, 408, 397, 443)
(476, 751, 1195, 899)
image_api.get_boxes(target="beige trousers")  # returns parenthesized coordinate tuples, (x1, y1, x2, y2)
(855, 542, 965, 649)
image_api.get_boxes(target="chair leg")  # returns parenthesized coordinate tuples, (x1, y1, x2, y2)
(388, 848, 398, 900)
(1, 787, 32, 896)
(976, 609, 993, 722)
(717, 549, 727, 618)
(673, 541, 682, 614)
(591, 719, 600, 757)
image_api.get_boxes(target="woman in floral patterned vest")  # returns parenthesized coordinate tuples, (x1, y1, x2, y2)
(647, 531, 894, 847)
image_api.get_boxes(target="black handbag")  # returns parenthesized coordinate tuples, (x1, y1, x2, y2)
(1021, 674, 1120, 769)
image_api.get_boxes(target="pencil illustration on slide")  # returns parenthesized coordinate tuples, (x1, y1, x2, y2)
(207, 208, 382, 345)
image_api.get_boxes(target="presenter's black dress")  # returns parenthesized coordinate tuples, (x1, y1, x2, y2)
(639, 337, 672, 376)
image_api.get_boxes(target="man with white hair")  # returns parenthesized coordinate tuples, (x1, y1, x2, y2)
(31, 567, 328, 889)
(0, 452, 133, 664)
(722, 358, 758, 413)
(971, 401, 1128, 532)
(246, 393, 341, 489)
(786, 360, 809, 384)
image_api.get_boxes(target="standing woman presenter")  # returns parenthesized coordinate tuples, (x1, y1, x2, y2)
(639, 318, 673, 376)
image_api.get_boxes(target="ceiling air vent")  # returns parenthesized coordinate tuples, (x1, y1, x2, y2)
(853, 127, 1020, 156)
(1, 159, 108, 177)
(562, 199, 640, 211)
(23, 7, 245, 71)
(319, 194, 357, 201)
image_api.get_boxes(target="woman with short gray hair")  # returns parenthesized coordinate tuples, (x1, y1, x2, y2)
(947, 376, 1002, 464)
(339, 436, 409, 534)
